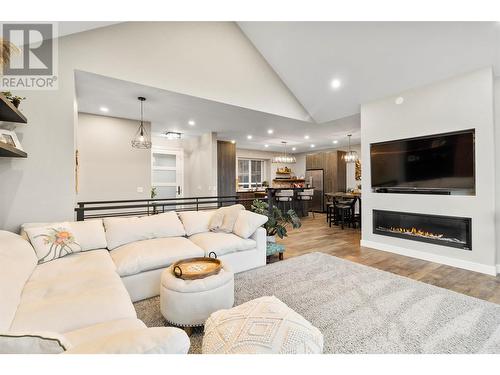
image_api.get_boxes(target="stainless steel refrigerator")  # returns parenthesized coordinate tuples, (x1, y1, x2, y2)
(305, 169, 324, 212)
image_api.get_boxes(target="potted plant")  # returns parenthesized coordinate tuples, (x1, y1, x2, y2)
(150, 187, 157, 199)
(1, 91, 26, 108)
(251, 199, 301, 242)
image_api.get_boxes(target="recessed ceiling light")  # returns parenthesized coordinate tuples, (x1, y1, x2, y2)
(231, 140, 235, 144)
(100, 106, 109, 113)
(292, 147, 296, 151)
(188, 120, 196, 126)
(247, 135, 253, 140)
(267, 129, 274, 134)
(304, 135, 310, 140)
(164, 131, 182, 140)
(395, 96, 404, 105)
(333, 140, 338, 144)
(264, 144, 269, 148)
(331, 79, 341, 89)
(310, 144, 315, 148)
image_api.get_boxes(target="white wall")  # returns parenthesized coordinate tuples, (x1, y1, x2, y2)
(0, 22, 308, 231)
(152, 132, 218, 198)
(183, 133, 218, 197)
(77, 113, 151, 201)
(236, 148, 307, 188)
(361, 68, 496, 275)
(495, 77, 500, 266)
(345, 144, 361, 190)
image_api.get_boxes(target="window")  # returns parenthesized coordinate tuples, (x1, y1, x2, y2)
(238, 159, 265, 189)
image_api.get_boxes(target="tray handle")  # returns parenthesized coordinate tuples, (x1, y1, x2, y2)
(208, 251, 217, 259)
(173, 265, 183, 278)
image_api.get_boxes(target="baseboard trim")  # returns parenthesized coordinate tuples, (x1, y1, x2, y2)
(360, 240, 497, 276)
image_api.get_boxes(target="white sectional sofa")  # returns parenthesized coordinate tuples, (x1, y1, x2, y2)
(0, 207, 268, 354)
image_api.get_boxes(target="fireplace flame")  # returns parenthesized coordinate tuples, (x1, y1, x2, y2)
(389, 226, 444, 239)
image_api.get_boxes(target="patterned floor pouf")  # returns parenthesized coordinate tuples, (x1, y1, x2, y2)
(202, 296, 323, 354)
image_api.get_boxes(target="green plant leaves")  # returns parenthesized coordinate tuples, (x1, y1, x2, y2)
(250, 198, 301, 238)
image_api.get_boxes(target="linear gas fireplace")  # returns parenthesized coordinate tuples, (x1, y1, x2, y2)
(373, 210, 472, 250)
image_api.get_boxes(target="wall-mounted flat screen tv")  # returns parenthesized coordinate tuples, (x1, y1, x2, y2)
(370, 129, 475, 193)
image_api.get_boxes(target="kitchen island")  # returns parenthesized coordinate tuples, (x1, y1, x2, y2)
(237, 187, 313, 216)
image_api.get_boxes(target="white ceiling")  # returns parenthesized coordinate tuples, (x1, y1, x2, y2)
(238, 22, 500, 123)
(58, 22, 121, 38)
(75, 70, 360, 153)
(74, 22, 500, 153)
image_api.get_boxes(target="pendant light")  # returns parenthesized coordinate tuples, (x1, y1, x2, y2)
(272, 141, 296, 164)
(131, 97, 152, 149)
(344, 134, 358, 163)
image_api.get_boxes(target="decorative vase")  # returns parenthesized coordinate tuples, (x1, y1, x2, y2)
(267, 235, 276, 243)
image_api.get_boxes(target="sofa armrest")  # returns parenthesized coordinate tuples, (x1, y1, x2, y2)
(63, 327, 190, 354)
(250, 226, 267, 260)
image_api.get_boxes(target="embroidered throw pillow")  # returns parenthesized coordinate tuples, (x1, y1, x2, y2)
(25, 220, 107, 264)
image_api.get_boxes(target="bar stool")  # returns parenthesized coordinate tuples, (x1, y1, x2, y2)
(335, 197, 357, 230)
(275, 190, 294, 211)
(297, 189, 314, 218)
(328, 196, 342, 227)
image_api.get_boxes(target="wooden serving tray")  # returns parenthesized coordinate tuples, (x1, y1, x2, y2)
(172, 254, 221, 280)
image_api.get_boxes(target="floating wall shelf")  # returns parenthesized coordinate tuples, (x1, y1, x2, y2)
(0, 94, 27, 124)
(0, 141, 27, 158)
(0, 93, 28, 158)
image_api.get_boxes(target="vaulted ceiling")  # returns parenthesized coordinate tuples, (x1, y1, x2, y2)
(238, 22, 500, 123)
(72, 22, 500, 153)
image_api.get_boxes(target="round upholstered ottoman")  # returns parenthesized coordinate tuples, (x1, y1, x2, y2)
(202, 296, 324, 354)
(160, 262, 234, 328)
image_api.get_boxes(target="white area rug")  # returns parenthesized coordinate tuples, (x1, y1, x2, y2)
(135, 252, 500, 353)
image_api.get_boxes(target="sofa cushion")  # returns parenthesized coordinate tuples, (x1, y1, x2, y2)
(110, 237, 205, 277)
(64, 327, 190, 354)
(10, 250, 136, 333)
(0, 331, 70, 354)
(177, 210, 214, 236)
(208, 204, 245, 233)
(24, 220, 107, 264)
(0, 231, 38, 332)
(189, 232, 256, 257)
(103, 212, 186, 250)
(233, 210, 268, 239)
(64, 318, 146, 347)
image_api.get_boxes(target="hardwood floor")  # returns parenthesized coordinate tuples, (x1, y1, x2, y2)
(272, 213, 500, 304)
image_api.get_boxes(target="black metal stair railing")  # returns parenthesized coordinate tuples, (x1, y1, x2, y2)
(74, 195, 264, 221)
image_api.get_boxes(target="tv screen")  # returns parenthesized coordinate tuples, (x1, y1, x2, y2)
(370, 130, 475, 192)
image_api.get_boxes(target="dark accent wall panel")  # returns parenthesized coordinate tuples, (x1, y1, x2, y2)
(336, 151, 347, 192)
(217, 140, 236, 196)
(306, 150, 347, 195)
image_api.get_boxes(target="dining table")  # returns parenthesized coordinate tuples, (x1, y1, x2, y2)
(325, 191, 362, 227)
(325, 192, 361, 208)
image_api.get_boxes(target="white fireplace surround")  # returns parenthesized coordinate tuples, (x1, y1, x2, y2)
(360, 68, 497, 275)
